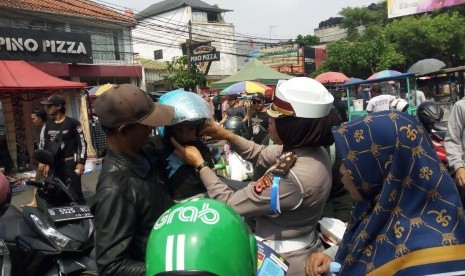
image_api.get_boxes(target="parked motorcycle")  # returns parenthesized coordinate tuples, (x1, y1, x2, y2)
(0, 149, 97, 275)
(417, 101, 448, 168)
(0, 171, 14, 276)
(222, 116, 255, 181)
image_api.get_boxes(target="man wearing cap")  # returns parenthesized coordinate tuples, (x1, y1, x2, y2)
(40, 94, 87, 203)
(219, 94, 247, 125)
(90, 84, 175, 275)
(172, 77, 341, 275)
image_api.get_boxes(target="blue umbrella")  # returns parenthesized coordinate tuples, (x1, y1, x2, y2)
(367, 70, 402, 80)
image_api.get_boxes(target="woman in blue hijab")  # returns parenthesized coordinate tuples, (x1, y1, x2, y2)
(306, 110, 465, 275)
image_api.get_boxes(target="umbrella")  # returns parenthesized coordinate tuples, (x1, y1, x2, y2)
(367, 70, 402, 80)
(407, 58, 446, 75)
(88, 83, 113, 97)
(219, 81, 271, 96)
(344, 77, 364, 85)
(315, 72, 349, 84)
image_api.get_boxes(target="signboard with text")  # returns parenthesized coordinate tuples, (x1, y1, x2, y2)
(257, 44, 299, 67)
(0, 27, 93, 63)
(190, 51, 220, 63)
(189, 41, 220, 63)
(387, 0, 465, 18)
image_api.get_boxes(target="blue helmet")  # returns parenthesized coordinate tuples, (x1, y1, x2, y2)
(158, 90, 212, 125)
(157, 90, 213, 138)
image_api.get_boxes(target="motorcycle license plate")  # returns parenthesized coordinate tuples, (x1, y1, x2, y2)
(47, 206, 94, 222)
(0, 240, 9, 255)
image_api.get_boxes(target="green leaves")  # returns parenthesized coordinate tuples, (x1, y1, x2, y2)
(164, 56, 206, 90)
(313, 1, 465, 78)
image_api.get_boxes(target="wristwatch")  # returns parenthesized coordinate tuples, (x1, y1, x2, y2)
(195, 161, 209, 173)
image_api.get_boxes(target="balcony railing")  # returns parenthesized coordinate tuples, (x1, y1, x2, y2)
(92, 50, 136, 65)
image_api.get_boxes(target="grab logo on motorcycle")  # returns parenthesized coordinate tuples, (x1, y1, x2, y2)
(153, 201, 220, 229)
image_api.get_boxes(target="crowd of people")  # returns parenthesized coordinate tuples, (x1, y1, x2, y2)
(6, 76, 465, 275)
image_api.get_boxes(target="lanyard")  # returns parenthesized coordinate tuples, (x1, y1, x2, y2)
(270, 176, 281, 214)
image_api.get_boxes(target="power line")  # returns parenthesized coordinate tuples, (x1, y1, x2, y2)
(91, 0, 295, 43)
(3, 1, 306, 62)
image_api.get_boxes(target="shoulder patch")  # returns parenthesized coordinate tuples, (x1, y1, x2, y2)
(253, 173, 273, 194)
(271, 151, 297, 175)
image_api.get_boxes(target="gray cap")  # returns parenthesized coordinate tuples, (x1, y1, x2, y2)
(40, 95, 66, 106)
(94, 84, 174, 128)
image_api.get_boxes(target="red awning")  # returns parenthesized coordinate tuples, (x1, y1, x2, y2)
(0, 60, 86, 91)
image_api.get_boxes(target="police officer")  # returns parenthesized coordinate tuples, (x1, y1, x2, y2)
(172, 77, 341, 275)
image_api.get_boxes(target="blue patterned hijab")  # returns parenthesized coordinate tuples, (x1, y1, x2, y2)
(333, 110, 465, 275)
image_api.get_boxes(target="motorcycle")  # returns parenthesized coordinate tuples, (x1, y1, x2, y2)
(430, 121, 448, 168)
(0, 149, 97, 275)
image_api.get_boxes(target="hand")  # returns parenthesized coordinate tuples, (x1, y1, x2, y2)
(76, 164, 85, 175)
(455, 167, 465, 188)
(199, 119, 230, 140)
(43, 164, 50, 177)
(305, 253, 333, 276)
(171, 137, 205, 167)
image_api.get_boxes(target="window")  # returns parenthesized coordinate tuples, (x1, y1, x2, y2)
(207, 13, 218, 23)
(70, 25, 127, 62)
(192, 12, 207, 22)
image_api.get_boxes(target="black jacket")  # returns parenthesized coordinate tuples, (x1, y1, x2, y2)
(152, 135, 215, 201)
(91, 142, 173, 275)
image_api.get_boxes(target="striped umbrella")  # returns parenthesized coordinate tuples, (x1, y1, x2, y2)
(219, 81, 271, 96)
(88, 83, 114, 98)
(367, 70, 402, 80)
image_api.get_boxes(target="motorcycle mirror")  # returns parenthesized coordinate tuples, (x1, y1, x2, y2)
(34, 149, 55, 166)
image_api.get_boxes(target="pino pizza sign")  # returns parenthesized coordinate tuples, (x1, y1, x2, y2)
(0, 27, 93, 63)
(189, 42, 220, 63)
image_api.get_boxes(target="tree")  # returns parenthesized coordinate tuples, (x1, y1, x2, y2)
(315, 27, 405, 78)
(164, 56, 206, 91)
(295, 34, 320, 47)
(316, 2, 465, 76)
(339, 1, 386, 40)
(383, 12, 465, 67)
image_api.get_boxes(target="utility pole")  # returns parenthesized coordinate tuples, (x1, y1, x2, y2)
(269, 25, 277, 45)
(186, 20, 192, 71)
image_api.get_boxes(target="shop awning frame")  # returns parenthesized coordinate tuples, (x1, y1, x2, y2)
(0, 60, 86, 93)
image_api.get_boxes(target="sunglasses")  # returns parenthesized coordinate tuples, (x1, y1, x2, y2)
(251, 99, 263, 104)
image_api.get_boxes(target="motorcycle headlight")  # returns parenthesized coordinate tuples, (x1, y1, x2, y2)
(30, 214, 75, 249)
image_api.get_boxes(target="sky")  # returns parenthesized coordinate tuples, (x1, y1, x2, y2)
(102, 0, 380, 40)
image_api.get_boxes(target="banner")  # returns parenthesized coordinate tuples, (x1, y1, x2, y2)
(388, 0, 465, 18)
(258, 44, 299, 67)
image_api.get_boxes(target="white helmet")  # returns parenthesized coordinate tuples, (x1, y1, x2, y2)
(267, 77, 334, 119)
(390, 98, 409, 112)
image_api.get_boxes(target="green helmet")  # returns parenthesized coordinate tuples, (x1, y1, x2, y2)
(146, 199, 257, 276)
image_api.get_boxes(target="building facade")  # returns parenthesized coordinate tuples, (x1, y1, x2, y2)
(133, 0, 238, 85)
(0, 0, 141, 170)
(0, 0, 141, 86)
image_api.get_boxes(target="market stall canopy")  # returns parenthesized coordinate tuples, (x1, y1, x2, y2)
(343, 72, 416, 87)
(219, 81, 271, 96)
(367, 70, 402, 80)
(315, 71, 349, 84)
(0, 60, 86, 92)
(407, 58, 446, 75)
(210, 58, 292, 89)
(345, 78, 363, 83)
